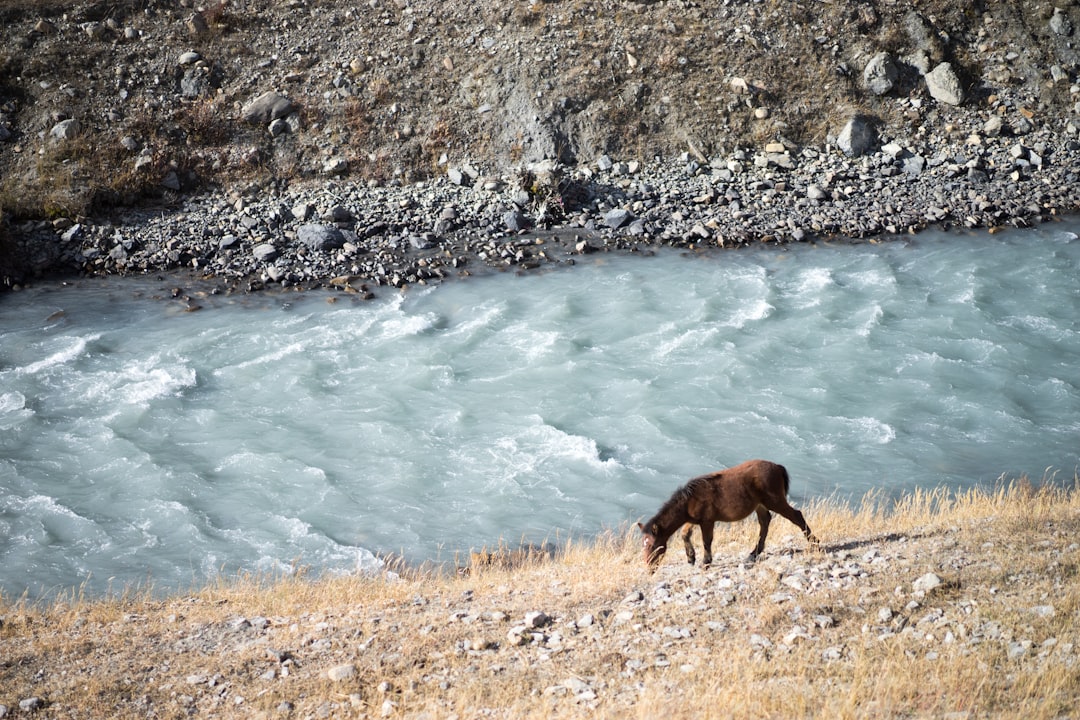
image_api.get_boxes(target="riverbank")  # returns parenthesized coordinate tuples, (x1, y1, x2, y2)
(2, 480, 1077, 718)
(3, 0, 1080, 294)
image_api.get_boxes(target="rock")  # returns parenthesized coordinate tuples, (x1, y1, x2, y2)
(326, 663, 356, 682)
(806, 184, 828, 200)
(836, 116, 878, 157)
(902, 155, 926, 176)
(604, 208, 634, 230)
(252, 243, 278, 262)
(1051, 8, 1074, 37)
(18, 698, 43, 712)
(161, 171, 181, 191)
(60, 224, 84, 243)
(524, 611, 551, 629)
(292, 203, 314, 221)
(298, 224, 346, 251)
(178, 51, 201, 66)
(241, 91, 294, 124)
(863, 52, 898, 95)
(268, 118, 289, 137)
(50, 118, 80, 141)
(323, 157, 349, 175)
(913, 572, 944, 593)
(925, 63, 965, 106)
(503, 210, 530, 232)
(983, 116, 1004, 138)
(596, 154, 614, 171)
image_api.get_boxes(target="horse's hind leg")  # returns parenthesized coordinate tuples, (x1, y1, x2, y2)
(769, 499, 819, 548)
(681, 523, 696, 565)
(750, 507, 771, 560)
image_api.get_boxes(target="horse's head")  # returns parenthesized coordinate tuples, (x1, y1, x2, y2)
(637, 522, 666, 571)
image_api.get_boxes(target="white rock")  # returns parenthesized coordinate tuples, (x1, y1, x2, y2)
(925, 63, 965, 106)
(326, 663, 357, 682)
(913, 573, 944, 593)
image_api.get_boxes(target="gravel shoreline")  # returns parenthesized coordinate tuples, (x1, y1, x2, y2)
(7, 111, 1080, 297)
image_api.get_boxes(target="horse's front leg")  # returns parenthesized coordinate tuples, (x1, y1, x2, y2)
(681, 523, 696, 565)
(749, 507, 771, 561)
(699, 522, 714, 567)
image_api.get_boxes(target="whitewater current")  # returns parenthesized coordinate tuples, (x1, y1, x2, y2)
(2, 222, 1078, 597)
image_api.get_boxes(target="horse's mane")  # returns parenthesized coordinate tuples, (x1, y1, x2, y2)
(646, 475, 711, 536)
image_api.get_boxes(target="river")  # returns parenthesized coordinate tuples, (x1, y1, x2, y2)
(2, 222, 1078, 597)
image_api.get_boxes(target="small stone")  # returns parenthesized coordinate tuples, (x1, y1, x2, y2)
(178, 51, 201, 65)
(912, 572, 944, 593)
(524, 611, 551, 629)
(1051, 8, 1074, 37)
(19, 698, 44, 712)
(326, 663, 357, 682)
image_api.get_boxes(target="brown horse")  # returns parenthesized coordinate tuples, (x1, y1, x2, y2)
(638, 459, 817, 571)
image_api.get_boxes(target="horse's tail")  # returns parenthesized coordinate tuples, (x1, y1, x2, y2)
(781, 464, 790, 496)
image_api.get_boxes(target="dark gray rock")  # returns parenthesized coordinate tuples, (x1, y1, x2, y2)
(604, 208, 634, 230)
(241, 91, 294, 123)
(252, 243, 278, 262)
(503, 210, 530, 232)
(297, 224, 346, 251)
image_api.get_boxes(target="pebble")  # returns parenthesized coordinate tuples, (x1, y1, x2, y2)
(326, 663, 357, 682)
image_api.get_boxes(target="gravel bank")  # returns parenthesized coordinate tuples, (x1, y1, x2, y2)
(8, 117, 1080, 297)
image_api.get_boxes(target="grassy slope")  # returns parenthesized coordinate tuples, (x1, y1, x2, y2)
(2, 480, 1078, 718)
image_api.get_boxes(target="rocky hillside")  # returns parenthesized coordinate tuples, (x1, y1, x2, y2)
(1, 0, 1079, 288)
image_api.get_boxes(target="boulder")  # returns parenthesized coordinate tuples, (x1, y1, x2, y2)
(925, 63, 964, 106)
(836, 116, 878, 157)
(863, 52, 898, 96)
(50, 118, 80, 141)
(297, 224, 346, 251)
(604, 208, 634, 230)
(252, 244, 278, 262)
(241, 91, 294, 124)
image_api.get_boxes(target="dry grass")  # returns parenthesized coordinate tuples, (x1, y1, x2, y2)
(2, 478, 1079, 718)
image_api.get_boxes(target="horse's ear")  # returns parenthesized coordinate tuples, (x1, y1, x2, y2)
(637, 522, 645, 532)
